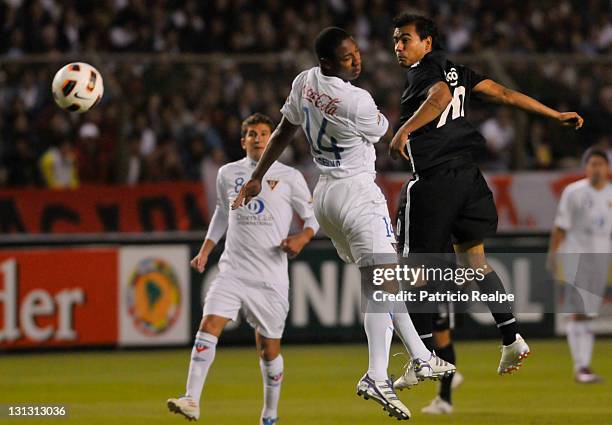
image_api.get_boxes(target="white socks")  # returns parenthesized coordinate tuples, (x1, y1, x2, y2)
(259, 355, 284, 419)
(567, 320, 594, 371)
(184, 331, 284, 419)
(186, 332, 218, 401)
(363, 295, 433, 381)
(364, 311, 394, 381)
(391, 302, 432, 360)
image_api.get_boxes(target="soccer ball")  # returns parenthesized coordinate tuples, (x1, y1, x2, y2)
(51, 62, 104, 113)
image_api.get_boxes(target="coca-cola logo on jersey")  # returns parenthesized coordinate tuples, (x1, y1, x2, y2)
(302, 85, 340, 116)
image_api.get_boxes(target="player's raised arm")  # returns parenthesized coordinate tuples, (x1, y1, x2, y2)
(231, 117, 300, 209)
(473, 79, 584, 129)
(390, 81, 452, 160)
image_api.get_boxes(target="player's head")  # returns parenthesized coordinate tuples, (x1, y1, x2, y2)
(393, 13, 440, 67)
(584, 148, 609, 187)
(241, 113, 275, 161)
(314, 27, 361, 81)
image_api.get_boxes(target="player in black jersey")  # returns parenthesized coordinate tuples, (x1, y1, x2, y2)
(389, 13, 584, 383)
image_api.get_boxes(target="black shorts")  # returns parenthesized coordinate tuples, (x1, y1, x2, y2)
(396, 159, 498, 255)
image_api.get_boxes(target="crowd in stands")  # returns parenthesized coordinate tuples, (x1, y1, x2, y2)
(0, 0, 611, 188)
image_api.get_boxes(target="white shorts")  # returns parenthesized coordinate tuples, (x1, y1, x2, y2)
(202, 274, 289, 339)
(313, 172, 397, 267)
(561, 253, 610, 316)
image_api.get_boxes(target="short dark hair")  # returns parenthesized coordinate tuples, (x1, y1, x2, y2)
(314, 27, 351, 61)
(392, 13, 441, 50)
(241, 113, 275, 137)
(584, 148, 610, 165)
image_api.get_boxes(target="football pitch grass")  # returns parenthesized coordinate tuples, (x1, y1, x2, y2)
(2, 339, 611, 424)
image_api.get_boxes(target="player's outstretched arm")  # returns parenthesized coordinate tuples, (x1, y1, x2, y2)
(231, 117, 300, 209)
(473, 79, 584, 129)
(390, 81, 452, 160)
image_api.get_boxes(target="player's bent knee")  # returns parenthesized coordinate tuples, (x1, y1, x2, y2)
(261, 349, 281, 361)
(258, 336, 282, 361)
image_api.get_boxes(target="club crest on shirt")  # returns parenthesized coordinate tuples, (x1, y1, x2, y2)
(445, 67, 459, 86)
(267, 179, 279, 190)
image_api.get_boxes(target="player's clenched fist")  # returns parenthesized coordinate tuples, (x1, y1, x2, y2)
(280, 229, 315, 259)
(556, 111, 584, 129)
(280, 235, 307, 259)
(231, 178, 262, 209)
(190, 252, 209, 273)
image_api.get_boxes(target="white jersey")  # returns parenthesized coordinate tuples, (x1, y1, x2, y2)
(554, 179, 612, 253)
(281, 67, 389, 178)
(205, 157, 318, 295)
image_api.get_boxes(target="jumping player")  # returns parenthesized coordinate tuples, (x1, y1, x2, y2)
(389, 13, 583, 383)
(233, 27, 455, 421)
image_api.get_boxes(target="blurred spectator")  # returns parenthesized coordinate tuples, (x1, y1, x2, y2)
(117, 131, 144, 186)
(1, 137, 39, 187)
(527, 121, 553, 169)
(39, 139, 78, 189)
(480, 109, 516, 170)
(181, 136, 210, 181)
(75, 122, 110, 184)
(144, 136, 185, 182)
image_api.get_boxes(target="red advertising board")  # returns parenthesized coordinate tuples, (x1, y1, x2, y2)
(0, 249, 118, 348)
(0, 182, 208, 234)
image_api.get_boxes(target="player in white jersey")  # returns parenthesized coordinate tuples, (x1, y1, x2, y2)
(167, 113, 318, 424)
(232, 27, 455, 421)
(548, 149, 612, 383)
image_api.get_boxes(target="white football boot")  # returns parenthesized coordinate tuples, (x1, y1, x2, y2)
(575, 367, 603, 384)
(392, 362, 419, 391)
(394, 351, 455, 390)
(167, 396, 200, 421)
(421, 396, 453, 415)
(451, 370, 464, 389)
(498, 333, 530, 375)
(357, 374, 411, 420)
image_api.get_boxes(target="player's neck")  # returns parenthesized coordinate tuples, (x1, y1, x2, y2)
(245, 155, 260, 165)
(590, 180, 607, 191)
(319, 67, 345, 82)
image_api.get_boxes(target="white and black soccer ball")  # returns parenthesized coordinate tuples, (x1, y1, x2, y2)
(51, 62, 104, 113)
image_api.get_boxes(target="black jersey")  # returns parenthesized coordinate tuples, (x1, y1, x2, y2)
(399, 50, 487, 172)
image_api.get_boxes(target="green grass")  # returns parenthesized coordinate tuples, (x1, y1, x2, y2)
(1, 339, 611, 424)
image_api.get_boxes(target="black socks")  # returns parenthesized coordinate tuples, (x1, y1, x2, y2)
(477, 272, 518, 346)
